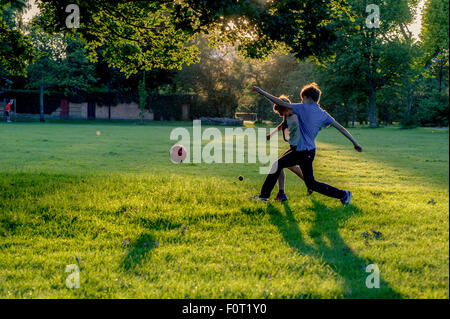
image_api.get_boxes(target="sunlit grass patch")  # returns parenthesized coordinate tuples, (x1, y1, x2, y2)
(0, 122, 448, 298)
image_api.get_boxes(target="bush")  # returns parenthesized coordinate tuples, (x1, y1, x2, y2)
(400, 114, 419, 129)
(417, 91, 449, 127)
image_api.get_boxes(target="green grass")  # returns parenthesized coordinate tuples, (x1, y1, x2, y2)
(0, 121, 448, 299)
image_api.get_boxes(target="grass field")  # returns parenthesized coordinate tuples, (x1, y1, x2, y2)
(0, 121, 448, 299)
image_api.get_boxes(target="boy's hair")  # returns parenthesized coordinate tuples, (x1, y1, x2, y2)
(273, 95, 291, 116)
(300, 82, 322, 103)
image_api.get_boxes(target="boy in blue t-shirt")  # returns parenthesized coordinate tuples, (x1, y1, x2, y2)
(253, 83, 363, 205)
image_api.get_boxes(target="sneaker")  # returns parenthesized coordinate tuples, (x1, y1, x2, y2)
(248, 195, 269, 202)
(307, 189, 314, 196)
(274, 191, 288, 202)
(341, 190, 352, 205)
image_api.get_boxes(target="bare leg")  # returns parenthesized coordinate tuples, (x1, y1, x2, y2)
(288, 166, 313, 195)
(288, 166, 304, 180)
(277, 169, 285, 192)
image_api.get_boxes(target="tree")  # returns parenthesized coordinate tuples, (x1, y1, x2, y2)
(138, 71, 148, 123)
(421, 0, 449, 66)
(36, 0, 200, 77)
(0, 0, 34, 77)
(175, 36, 249, 118)
(416, 0, 449, 126)
(319, 0, 420, 127)
(27, 30, 97, 121)
(421, 0, 449, 97)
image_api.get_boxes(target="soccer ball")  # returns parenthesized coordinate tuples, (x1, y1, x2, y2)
(170, 145, 187, 163)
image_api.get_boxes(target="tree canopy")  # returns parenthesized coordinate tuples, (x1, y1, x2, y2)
(35, 0, 348, 76)
(420, 0, 449, 60)
(0, 0, 34, 76)
(26, 30, 97, 95)
(36, 0, 200, 76)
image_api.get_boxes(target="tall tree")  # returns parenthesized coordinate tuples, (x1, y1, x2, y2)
(175, 36, 249, 118)
(0, 0, 34, 77)
(320, 0, 420, 127)
(421, 0, 449, 63)
(138, 71, 148, 123)
(27, 30, 97, 121)
(417, 0, 449, 126)
(420, 0, 449, 93)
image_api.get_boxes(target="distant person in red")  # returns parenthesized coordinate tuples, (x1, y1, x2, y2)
(5, 100, 13, 123)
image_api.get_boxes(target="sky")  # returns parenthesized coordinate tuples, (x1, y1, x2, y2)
(24, 0, 426, 40)
(410, 0, 427, 39)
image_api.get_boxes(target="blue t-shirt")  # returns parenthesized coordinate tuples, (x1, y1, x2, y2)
(291, 102, 334, 151)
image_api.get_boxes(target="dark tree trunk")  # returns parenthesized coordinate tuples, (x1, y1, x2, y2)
(406, 87, 414, 120)
(40, 85, 45, 123)
(351, 103, 356, 127)
(368, 83, 378, 127)
(108, 81, 112, 120)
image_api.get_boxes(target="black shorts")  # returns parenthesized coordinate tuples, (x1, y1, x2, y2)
(282, 145, 297, 156)
(5, 111, 10, 117)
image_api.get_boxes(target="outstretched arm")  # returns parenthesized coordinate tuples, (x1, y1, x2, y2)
(252, 87, 292, 108)
(267, 123, 283, 140)
(330, 120, 363, 152)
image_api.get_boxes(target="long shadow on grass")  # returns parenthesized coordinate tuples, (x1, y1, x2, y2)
(267, 201, 402, 299)
(121, 233, 156, 271)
